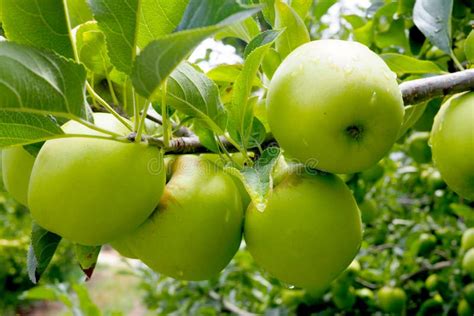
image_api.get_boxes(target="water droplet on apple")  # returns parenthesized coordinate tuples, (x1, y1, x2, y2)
(370, 91, 377, 105)
(256, 202, 266, 212)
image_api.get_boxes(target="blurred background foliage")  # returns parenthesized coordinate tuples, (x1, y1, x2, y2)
(0, 0, 473, 315)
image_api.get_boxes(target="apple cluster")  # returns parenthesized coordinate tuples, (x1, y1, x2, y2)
(2, 39, 473, 295)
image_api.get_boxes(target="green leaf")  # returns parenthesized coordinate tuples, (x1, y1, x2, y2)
(290, 0, 312, 19)
(76, 22, 112, 75)
(215, 17, 260, 42)
(381, 53, 445, 74)
(260, 0, 275, 26)
(66, 0, 93, 28)
(313, 0, 337, 20)
(132, 0, 261, 99)
(72, 283, 101, 316)
(397, 103, 427, 138)
(375, 18, 409, 51)
(0, 42, 88, 119)
(88, 0, 139, 74)
(21, 286, 60, 301)
(137, 0, 189, 48)
(0, 111, 63, 148)
(225, 147, 281, 212)
(465, 30, 474, 64)
(274, 0, 310, 58)
(354, 21, 374, 46)
(227, 30, 280, 149)
(413, 0, 453, 54)
(0, 0, 74, 58)
(89, 0, 188, 74)
(154, 63, 226, 134)
(75, 244, 101, 279)
(27, 223, 62, 284)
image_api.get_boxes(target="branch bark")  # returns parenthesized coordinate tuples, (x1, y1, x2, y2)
(151, 70, 474, 154)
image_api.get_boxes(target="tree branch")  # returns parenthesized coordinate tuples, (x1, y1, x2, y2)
(149, 70, 474, 154)
(400, 69, 474, 105)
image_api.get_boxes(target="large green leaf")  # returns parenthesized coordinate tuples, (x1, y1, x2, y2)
(137, 0, 189, 48)
(0, 42, 88, 119)
(413, 0, 453, 54)
(132, 0, 261, 99)
(27, 223, 62, 284)
(66, 0, 93, 28)
(0, 0, 74, 58)
(290, 0, 312, 19)
(274, 0, 310, 58)
(227, 30, 280, 149)
(0, 111, 63, 148)
(88, 0, 139, 74)
(465, 30, 474, 64)
(381, 53, 445, 74)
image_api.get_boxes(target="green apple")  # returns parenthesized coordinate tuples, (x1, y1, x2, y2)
(28, 113, 165, 246)
(463, 283, 474, 306)
(360, 162, 384, 183)
(407, 132, 432, 164)
(463, 248, 474, 278)
(416, 233, 437, 256)
(112, 155, 244, 280)
(358, 199, 378, 224)
(244, 168, 362, 293)
(425, 274, 439, 291)
(430, 92, 474, 200)
(267, 40, 404, 174)
(458, 299, 473, 316)
(2, 146, 35, 206)
(462, 228, 474, 252)
(376, 286, 406, 313)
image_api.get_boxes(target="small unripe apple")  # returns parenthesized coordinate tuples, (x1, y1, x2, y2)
(407, 132, 431, 164)
(28, 113, 165, 246)
(2, 146, 35, 206)
(462, 228, 474, 252)
(244, 169, 362, 293)
(430, 92, 474, 200)
(267, 39, 404, 174)
(377, 287, 407, 313)
(113, 155, 244, 280)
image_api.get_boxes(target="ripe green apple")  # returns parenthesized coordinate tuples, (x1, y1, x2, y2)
(2, 146, 35, 206)
(430, 92, 474, 200)
(267, 40, 404, 174)
(112, 155, 244, 280)
(358, 199, 378, 224)
(462, 228, 474, 252)
(407, 132, 432, 164)
(28, 113, 165, 246)
(463, 248, 474, 278)
(244, 169, 362, 293)
(376, 286, 407, 313)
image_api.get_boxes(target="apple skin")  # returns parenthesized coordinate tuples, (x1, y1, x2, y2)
(244, 169, 362, 293)
(430, 92, 474, 200)
(28, 113, 165, 246)
(112, 155, 244, 280)
(377, 287, 407, 313)
(267, 40, 404, 174)
(2, 147, 35, 206)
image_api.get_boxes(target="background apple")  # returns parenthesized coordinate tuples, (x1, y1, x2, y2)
(267, 40, 404, 174)
(28, 113, 166, 245)
(430, 92, 474, 200)
(244, 169, 362, 293)
(377, 286, 407, 313)
(2, 146, 35, 206)
(113, 155, 244, 280)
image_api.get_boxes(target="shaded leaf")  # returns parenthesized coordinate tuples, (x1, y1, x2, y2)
(27, 223, 61, 284)
(381, 53, 445, 74)
(465, 30, 474, 64)
(413, 0, 453, 54)
(397, 103, 428, 139)
(313, 0, 337, 20)
(228, 30, 280, 149)
(0, 42, 88, 119)
(75, 244, 101, 279)
(225, 147, 281, 212)
(76, 21, 112, 75)
(0, 0, 74, 58)
(67, 0, 93, 28)
(0, 111, 63, 148)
